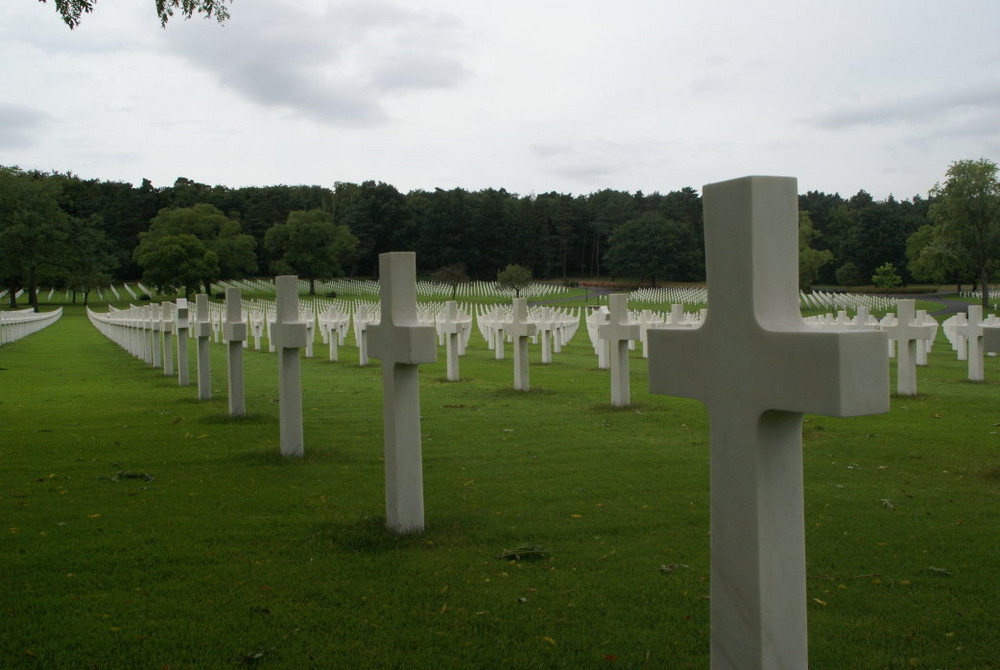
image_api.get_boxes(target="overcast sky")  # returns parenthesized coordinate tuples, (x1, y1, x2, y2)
(2, 0, 999, 200)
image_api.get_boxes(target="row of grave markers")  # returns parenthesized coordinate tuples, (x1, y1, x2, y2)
(0, 307, 63, 346)
(83, 176, 1000, 670)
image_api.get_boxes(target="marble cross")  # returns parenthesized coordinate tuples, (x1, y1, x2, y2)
(150, 304, 162, 369)
(956, 305, 986, 381)
(439, 300, 462, 381)
(223, 287, 247, 417)
(195, 294, 212, 401)
(161, 301, 175, 377)
(369, 252, 438, 533)
(506, 298, 537, 391)
(175, 298, 190, 387)
(647, 176, 888, 670)
(882, 299, 934, 396)
(273, 276, 307, 457)
(598, 294, 640, 407)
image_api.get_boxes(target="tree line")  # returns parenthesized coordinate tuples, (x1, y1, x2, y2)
(2, 160, 998, 309)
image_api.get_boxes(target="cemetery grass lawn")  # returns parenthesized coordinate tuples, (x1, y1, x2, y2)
(1, 307, 997, 669)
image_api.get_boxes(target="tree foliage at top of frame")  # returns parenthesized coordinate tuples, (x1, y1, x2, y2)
(38, 0, 231, 29)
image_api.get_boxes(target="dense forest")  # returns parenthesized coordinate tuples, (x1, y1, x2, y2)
(0, 164, 985, 308)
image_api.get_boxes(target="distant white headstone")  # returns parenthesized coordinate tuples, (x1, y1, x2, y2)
(882, 300, 934, 396)
(439, 300, 463, 381)
(273, 276, 307, 457)
(161, 301, 175, 377)
(957, 305, 986, 381)
(598, 294, 640, 407)
(506, 298, 537, 391)
(647, 176, 888, 670)
(195, 294, 212, 401)
(223, 287, 247, 417)
(175, 298, 190, 387)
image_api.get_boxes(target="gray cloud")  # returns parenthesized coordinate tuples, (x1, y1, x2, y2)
(159, 0, 468, 127)
(811, 85, 1000, 134)
(0, 103, 48, 149)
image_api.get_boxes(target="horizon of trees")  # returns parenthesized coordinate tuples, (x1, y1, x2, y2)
(3, 163, 995, 309)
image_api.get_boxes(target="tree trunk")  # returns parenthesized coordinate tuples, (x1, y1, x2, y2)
(309, 277, 316, 295)
(981, 268, 989, 312)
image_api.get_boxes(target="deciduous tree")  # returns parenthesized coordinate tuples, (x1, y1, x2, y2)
(496, 264, 532, 297)
(603, 212, 699, 287)
(264, 209, 357, 295)
(929, 159, 1000, 310)
(38, 0, 231, 28)
(134, 203, 256, 296)
(0, 166, 71, 309)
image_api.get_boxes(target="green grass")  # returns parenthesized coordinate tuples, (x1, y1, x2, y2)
(2, 307, 998, 669)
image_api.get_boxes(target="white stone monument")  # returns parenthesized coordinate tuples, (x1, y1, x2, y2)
(161, 301, 175, 377)
(882, 299, 934, 396)
(223, 287, 247, 417)
(273, 276, 307, 457)
(507, 298, 537, 391)
(647, 176, 888, 670)
(369, 252, 437, 533)
(598, 294, 640, 407)
(439, 300, 463, 381)
(956, 305, 986, 382)
(195, 294, 212, 401)
(536, 307, 556, 364)
(175, 298, 190, 387)
(983, 321, 1000, 355)
(150, 304, 162, 369)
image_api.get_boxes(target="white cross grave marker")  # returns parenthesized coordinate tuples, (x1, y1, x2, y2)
(273, 276, 307, 457)
(507, 298, 537, 391)
(368, 252, 438, 533)
(195, 294, 212, 401)
(882, 299, 934, 396)
(161, 301, 175, 377)
(175, 298, 190, 387)
(439, 300, 462, 381)
(223, 287, 247, 417)
(150, 304, 162, 369)
(956, 305, 986, 381)
(647, 176, 888, 670)
(983, 320, 1000, 356)
(598, 294, 640, 407)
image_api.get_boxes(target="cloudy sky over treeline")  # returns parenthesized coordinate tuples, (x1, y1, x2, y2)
(2, 0, 999, 199)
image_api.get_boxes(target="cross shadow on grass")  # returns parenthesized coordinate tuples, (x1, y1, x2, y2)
(197, 412, 275, 426)
(311, 515, 481, 554)
(312, 515, 424, 554)
(223, 447, 360, 467)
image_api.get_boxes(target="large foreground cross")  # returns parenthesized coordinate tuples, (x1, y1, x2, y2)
(369, 252, 438, 533)
(648, 176, 889, 669)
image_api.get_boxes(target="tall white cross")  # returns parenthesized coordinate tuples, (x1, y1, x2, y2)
(882, 299, 934, 396)
(161, 301, 175, 377)
(150, 304, 162, 369)
(195, 294, 212, 401)
(983, 320, 1000, 355)
(955, 305, 985, 381)
(506, 298, 537, 391)
(647, 176, 888, 670)
(369, 252, 438, 533)
(223, 287, 247, 417)
(439, 300, 462, 381)
(175, 298, 190, 387)
(536, 307, 556, 363)
(598, 294, 640, 407)
(273, 276, 307, 457)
